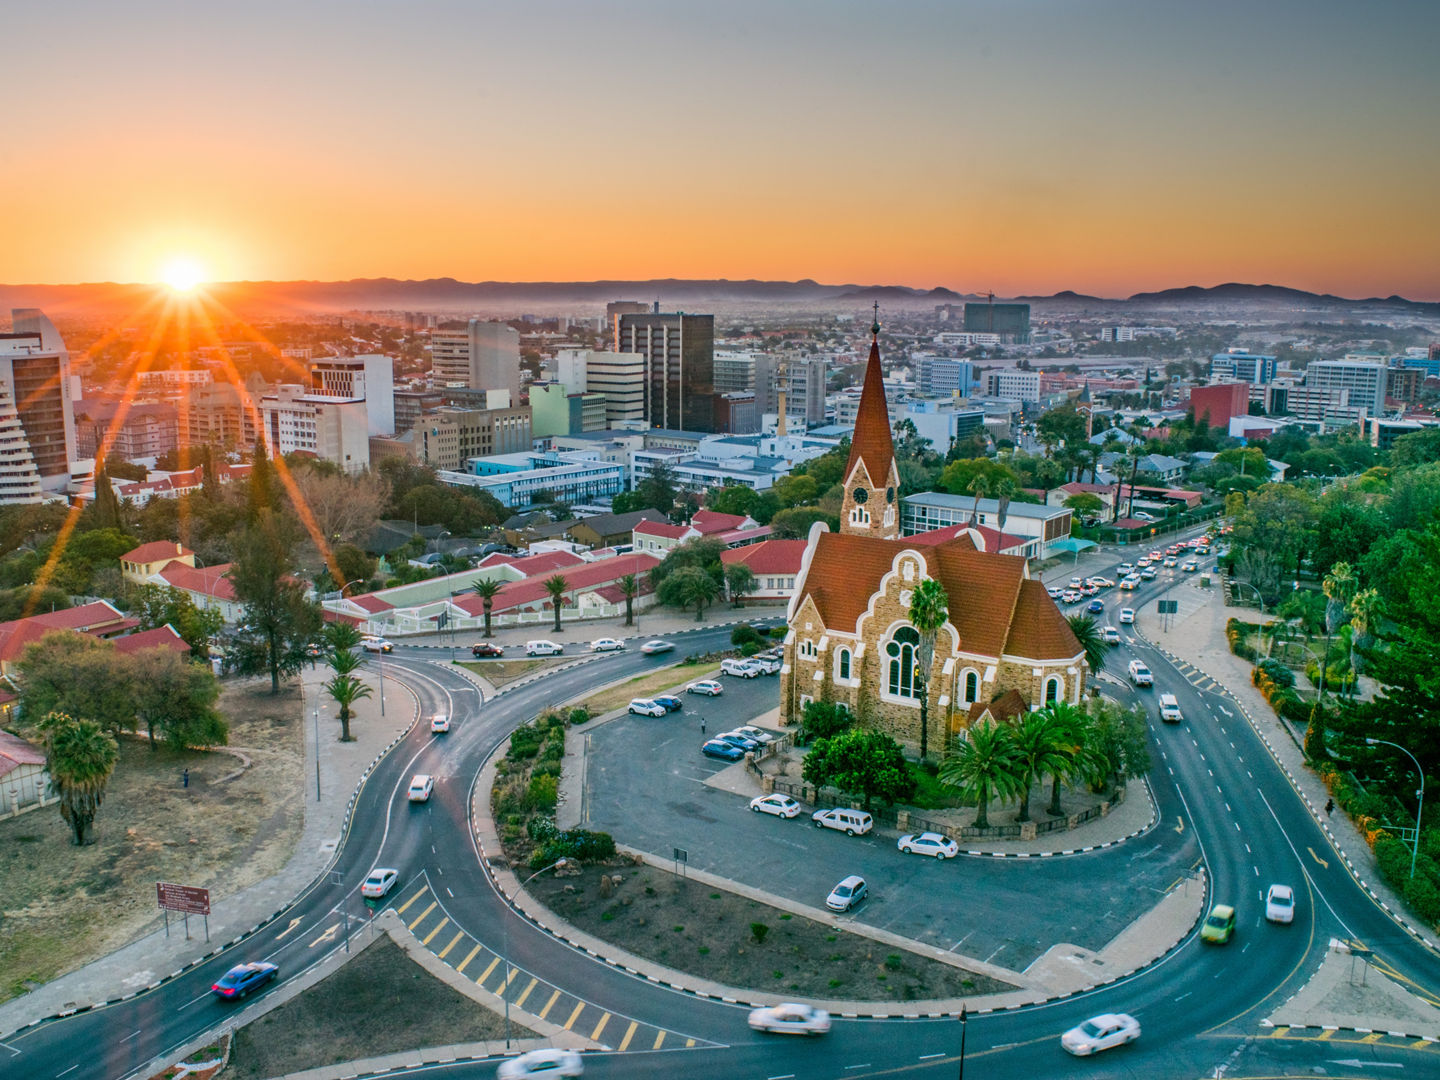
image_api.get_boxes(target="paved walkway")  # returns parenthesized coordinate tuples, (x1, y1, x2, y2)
(0, 663, 419, 1039)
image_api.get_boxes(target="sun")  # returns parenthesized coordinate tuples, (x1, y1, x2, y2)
(160, 257, 206, 293)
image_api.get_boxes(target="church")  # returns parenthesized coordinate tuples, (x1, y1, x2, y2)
(780, 319, 1086, 755)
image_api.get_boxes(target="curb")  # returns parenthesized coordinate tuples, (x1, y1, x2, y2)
(960, 777, 1160, 859)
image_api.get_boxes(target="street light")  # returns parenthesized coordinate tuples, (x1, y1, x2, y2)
(1233, 580, 1265, 615)
(956, 1003, 967, 1080)
(1365, 738, 1425, 879)
(339, 579, 366, 597)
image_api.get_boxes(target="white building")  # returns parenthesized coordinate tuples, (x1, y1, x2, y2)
(984, 369, 1042, 402)
(582, 350, 646, 426)
(0, 309, 77, 502)
(1305, 359, 1387, 415)
(308, 354, 394, 436)
(430, 320, 521, 402)
(259, 385, 371, 473)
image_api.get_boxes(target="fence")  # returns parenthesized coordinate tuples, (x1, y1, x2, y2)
(1074, 503, 1223, 547)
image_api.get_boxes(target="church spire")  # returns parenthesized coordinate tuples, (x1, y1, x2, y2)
(840, 308, 899, 538)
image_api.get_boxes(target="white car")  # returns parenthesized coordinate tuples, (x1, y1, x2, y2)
(685, 680, 723, 696)
(407, 774, 434, 802)
(496, 1048, 584, 1078)
(361, 637, 394, 653)
(1182, 559, 1199, 572)
(747, 1002, 831, 1036)
(360, 868, 398, 898)
(825, 874, 868, 912)
(1101, 625, 1121, 644)
(1162, 556, 1178, 568)
(1119, 608, 1135, 624)
(720, 657, 761, 678)
(1266, 883, 1295, 924)
(430, 713, 450, 733)
(1089, 577, 1115, 588)
(589, 637, 625, 652)
(1047, 586, 1062, 599)
(1140, 567, 1157, 580)
(897, 832, 959, 859)
(1069, 576, 1083, 588)
(1158, 693, 1182, 723)
(1119, 576, 1140, 591)
(1061, 1012, 1141, 1056)
(749, 794, 801, 818)
(1117, 562, 1135, 576)
(628, 698, 666, 717)
(525, 640, 564, 656)
(733, 724, 776, 745)
(748, 653, 782, 674)
(1134, 510, 1157, 522)
(639, 640, 675, 655)
(1128, 660, 1153, 687)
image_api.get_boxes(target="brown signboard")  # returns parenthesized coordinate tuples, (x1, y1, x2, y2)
(156, 882, 211, 916)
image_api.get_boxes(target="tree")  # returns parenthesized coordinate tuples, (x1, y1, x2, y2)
(1085, 699, 1151, 794)
(544, 574, 569, 633)
(993, 477, 1018, 536)
(724, 562, 756, 608)
(1006, 711, 1071, 822)
(768, 507, 836, 539)
(289, 462, 390, 547)
(324, 673, 373, 742)
(472, 577, 504, 637)
(801, 728, 915, 812)
(1041, 702, 1095, 817)
(1389, 427, 1440, 467)
(1347, 588, 1384, 678)
(938, 721, 1021, 829)
(1066, 614, 1107, 673)
(131, 648, 226, 750)
(966, 473, 991, 526)
(228, 513, 323, 694)
(18, 633, 136, 736)
(41, 712, 118, 846)
(661, 566, 719, 620)
(1063, 492, 1105, 518)
(937, 458, 1017, 502)
(324, 619, 363, 653)
(632, 461, 678, 516)
(800, 700, 853, 741)
(131, 583, 225, 659)
(618, 573, 639, 626)
(245, 443, 281, 524)
(907, 577, 949, 762)
(89, 459, 123, 532)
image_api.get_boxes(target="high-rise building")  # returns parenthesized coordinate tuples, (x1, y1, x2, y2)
(617, 311, 717, 431)
(429, 320, 521, 402)
(178, 379, 264, 451)
(984, 369, 1042, 402)
(606, 301, 649, 349)
(393, 390, 445, 436)
(308, 354, 395, 436)
(259, 385, 371, 474)
(583, 350, 646, 426)
(1304, 359, 1387, 415)
(0, 380, 43, 504)
(0, 309, 77, 495)
(1210, 351, 1277, 385)
(963, 302, 1030, 344)
(755, 355, 826, 427)
(914, 356, 977, 397)
(713, 351, 757, 394)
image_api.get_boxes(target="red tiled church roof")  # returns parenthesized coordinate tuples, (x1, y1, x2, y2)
(843, 334, 895, 486)
(720, 539, 806, 575)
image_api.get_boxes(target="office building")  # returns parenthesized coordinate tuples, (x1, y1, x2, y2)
(583, 350, 646, 426)
(1370, 418, 1430, 452)
(259, 385, 370, 474)
(617, 311, 717, 432)
(1189, 383, 1250, 430)
(713, 351, 757, 394)
(984, 369, 1042, 402)
(1304, 359, 1387, 415)
(1210, 351, 1277, 385)
(756, 355, 827, 427)
(439, 451, 626, 508)
(901, 491, 1073, 558)
(405, 405, 533, 470)
(1386, 366, 1422, 404)
(75, 401, 179, 460)
(530, 383, 606, 437)
(0, 309, 76, 495)
(430, 320, 521, 402)
(393, 390, 444, 435)
(914, 356, 977, 397)
(308, 354, 394, 436)
(899, 399, 986, 454)
(714, 391, 759, 435)
(178, 380, 263, 451)
(963, 302, 1030, 344)
(606, 301, 649, 350)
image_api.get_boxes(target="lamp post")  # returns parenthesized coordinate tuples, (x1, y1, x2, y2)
(1365, 738, 1425, 879)
(339, 578, 366, 598)
(312, 699, 322, 801)
(957, 1003, 967, 1080)
(1233, 580, 1265, 615)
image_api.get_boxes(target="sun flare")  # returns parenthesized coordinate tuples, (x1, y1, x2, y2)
(160, 257, 206, 293)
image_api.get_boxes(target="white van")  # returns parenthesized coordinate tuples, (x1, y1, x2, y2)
(811, 808, 874, 836)
(525, 640, 564, 656)
(1159, 693, 1182, 723)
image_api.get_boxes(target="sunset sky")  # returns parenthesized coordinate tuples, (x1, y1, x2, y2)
(9, 0, 1439, 298)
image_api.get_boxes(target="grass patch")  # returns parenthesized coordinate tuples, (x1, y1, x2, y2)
(905, 763, 964, 811)
(568, 663, 718, 718)
(454, 658, 558, 686)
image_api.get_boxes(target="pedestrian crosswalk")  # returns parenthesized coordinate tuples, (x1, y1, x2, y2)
(1171, 659, 1219, 693)
(390, 875, 713, 1052)
(1260, 1025, 1440, 1053)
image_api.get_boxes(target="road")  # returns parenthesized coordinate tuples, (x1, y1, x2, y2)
(8, 531, 1440, 1080)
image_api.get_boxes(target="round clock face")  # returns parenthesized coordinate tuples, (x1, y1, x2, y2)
(852, 487, 868, 504)
(886, 486, 896, 504)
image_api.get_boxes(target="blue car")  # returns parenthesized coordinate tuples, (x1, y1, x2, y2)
(712, 732, 760, 752)
(1088, 599, 1104, 614)
(701, 740, 745, 762)
(652, 694, 684, 712)
(211, 961, 279, 999)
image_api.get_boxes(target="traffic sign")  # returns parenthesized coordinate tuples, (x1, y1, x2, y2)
(156, 882, 210, 915)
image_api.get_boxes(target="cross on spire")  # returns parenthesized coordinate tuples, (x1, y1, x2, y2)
(871, 301, 880, 337)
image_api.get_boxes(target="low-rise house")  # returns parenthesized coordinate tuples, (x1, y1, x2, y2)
(121, 541, 196, 584)
(0, 730, 52, 816)
(720, 539, 807, 600)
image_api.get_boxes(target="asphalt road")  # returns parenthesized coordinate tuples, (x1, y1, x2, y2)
(9, 532, 1440, 1080)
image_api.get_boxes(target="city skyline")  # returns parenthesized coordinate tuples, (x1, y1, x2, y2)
(8, 0, 1440, 299)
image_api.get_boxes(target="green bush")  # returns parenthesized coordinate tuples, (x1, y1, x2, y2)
(527, 774, 559, 812)
(533, 826, 616, 866)
(769, 626, 786, 639)
(1403, 873, 1440, 925)
(739, 641, 762, 657)
(507, 725, 543, 760)
(1256, 658, 1294, 688)
(1375, 835, 1413, 884)
(569, 707, 590, 725)
(750, 922, 769, 945)
(731, 624, 764, 647)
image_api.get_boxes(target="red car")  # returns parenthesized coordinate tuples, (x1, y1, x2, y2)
(471, 643, 504, 658)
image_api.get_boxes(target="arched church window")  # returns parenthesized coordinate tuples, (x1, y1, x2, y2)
(835, 647, 852, 682)
(960, 669, 979, 703)
(1045, 676, 1062, 704)
(886, 626, 920, 699)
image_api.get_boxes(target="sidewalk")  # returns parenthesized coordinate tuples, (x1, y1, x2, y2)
(387, 604, 783, 652)
(0, 663, 420, 1039)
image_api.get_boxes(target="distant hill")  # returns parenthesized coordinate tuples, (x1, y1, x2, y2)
(1126, 282, 1439, 312)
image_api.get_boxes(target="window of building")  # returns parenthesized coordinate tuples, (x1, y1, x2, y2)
(1045, 676, 1062, 704)
(799, 638, 816, 660)
(885, 626, 920, 699)
(835, 647, 851, 682)
(849, 505, 870, 527)
(960, 668, 979, 703)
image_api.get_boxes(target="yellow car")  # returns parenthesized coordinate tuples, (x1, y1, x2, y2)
(1201, 904, 1235, 944)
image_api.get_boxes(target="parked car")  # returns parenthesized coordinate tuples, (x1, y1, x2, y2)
(749, 794, 802, 818)
(361, 637, 394, 653)
(686, 680, 724, 696)
(825, 874, 868, 912)
(748, 653, 782, 674)
(589, 637, 625, 652)
(361, 867, 399, 898)
(1101, 625, 1121, 644)
(430, 713, 451, 733)
(1201, 903, 1236, 943)
(651, 694, 684, 712)
(720, 657, 761, 678)
(700, 740, 745, 762)
(897, 832, 958, 859)
(1127, 660, 1153, 687)
(408, 774, 434, 802)
(471, 642, 504, 658)
(811, 808, 873, 836)
(1119, 608, 1136, 624)
(1158, 693, 1182, 723)
(747, 1002, 831, 1035)
(639, 640, 675, 655)
(211, 961, 279, 1000)
(525, 640, 564, 656)
(732, 724, 776, 744)
(1061, 1013, 1140, 1056)
(1265, 884, 1295, 924)
(496, 1048, 584, 1078)
(713, 731, 760, 752)
(1134, 510, 1157, 522)
(628, 698, 666, 717)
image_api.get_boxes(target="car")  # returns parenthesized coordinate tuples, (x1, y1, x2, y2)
(1266, 884, 1295, 924)
(471, 642, 505, 658)
(1101, 625, 1121, 644)
(211, 961, 279, 1000)
(1140, 567, 1157, 580)
(408, 774, 434, 802)
(628, 698, 667, 717)
(1196, 544, 1211, 555)
(1089, 576, 1115, 588)
(811, 807, 873, 836)
(1148, 550, 1163, 561)
(361, 637, 394, 653)
(897, 831, 958, 859)
(1134, 510, 1157, 522)
(1061, 1012, 1141, 1056)
(1119, 608, 1135, 624)
(430, 713, 451, 733)
(1069, 576, 1083, 588)
(1182, 560, 1199, 572)
(1162, 556, 1178, 568)
(639, 640, 675, 655)
(1201, 903, 1236, 943)
(589, 637, 626, 652)
(750, 793, 802, 818)
(1127, 659, 1152, 686)
(361, 867, 399, 898)
(733, 724, 776, 744)
(700, 739, 745, 762)
(686, 679, 723, 696)
(748, 653, 782, 674)
(1087, 599, 1104, 614)
(747, 1002, 831, 1036)
(525, 640, 564, 656)
(651, 694, 684, 712)
(1136, 557, 1152, 568)
(720, 657, 761, 678)
(305, 642, 324, 658)
(495, 1047, 584, 1078)
(1116, 562, 1135, 576)
(825, 874, 868, 911)
(1047, 586, 1063, 599)
(1158, 693, 1182, 723)
(1080, 583, 1099, 596)
(713, 731, 760, 752)
(1061, 590, 1082, 604)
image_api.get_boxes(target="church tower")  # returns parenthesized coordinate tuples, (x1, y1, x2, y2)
(840, 308, 900, 539)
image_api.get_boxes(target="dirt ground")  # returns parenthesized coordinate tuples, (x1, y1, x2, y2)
(570, 661, 714, 717)
(224, 936, 530, 1079)
(457, 658, 562, 687)
(528, 863, 1013, 1002)
(0, 677, 304, 1001)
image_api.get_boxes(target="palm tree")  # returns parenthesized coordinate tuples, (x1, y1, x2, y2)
(1041, 702, 1095, 817)
(681, 570, 719, 621)
(993, 477, 1018, 537)
(1318, 561, 1358, 697)
(324, 673, 372, 742)
(1347, 587, 1383, 682)
(618, 574, 639, 627)
(1066, 614, 1107, 673)
(938, 720, 1021, 830)
(544, 574, 569, 633)
(473, 578, 504, 638)
(967, 474, 991, 527)
(907, 577, 949, 762)
(1007, 711, 1070, 822)
(325, 621, 362, 652)
(41, 712, 118, 846)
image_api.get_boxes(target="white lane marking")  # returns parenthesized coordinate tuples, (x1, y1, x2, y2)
(58, 1067, 79, 1077)
(1255, 787, 1358, 937)
(845, 1065, 873, 1071)
(919, 1052, 946, 1060)
(121, 1031, 141, 1043)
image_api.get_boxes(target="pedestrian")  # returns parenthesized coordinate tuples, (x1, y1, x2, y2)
(700, 718, 707, 735)
(182, 768, 189, 789)
(1324, 798, 1334, 816)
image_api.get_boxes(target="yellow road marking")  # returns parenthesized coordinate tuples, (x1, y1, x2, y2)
(590, 1013, 610, 1041)
(1175, 816, 1185, 834)
(407, 901, 438, 930)
(1359, 1032, 1384, 1043)
(618, 1021, 638, 1051)
(1317, 1029, 1335, 1040)
(456, 944, 482, 973)
(438, 931, 465, 959)
(685, 1038, 695, 1047)
(1307, 847, 1330, 869)
(1411, 1039, 1436, 1049)
(652, 1030, 666, 1050)
(421, 916, 449, 945)
(1268, 1026, 1289, 1037)
(564, 1002, 586, 1030)
(396, 886, 428, 916)
(477, 956, 500, 986)
(538, 989, 561, 1019)
(1370, 955, 1440, 1007)
(504, 966, 520, 990)
(514, 977, 538, 1009)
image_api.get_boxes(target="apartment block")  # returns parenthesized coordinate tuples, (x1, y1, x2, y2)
(308, 354, 394, 435)
(430, 319, 521, 402)
(1210, 351, 1277, 385)
(914, 356, 977, 397)
(259, 385, 370, 473)
(1305, 359, 1387, 415)
(0, 309, 76, 494)
(983, 369, 1042, 402)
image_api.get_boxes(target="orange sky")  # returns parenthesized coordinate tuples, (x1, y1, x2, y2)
(7, 1, 1439, 299)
